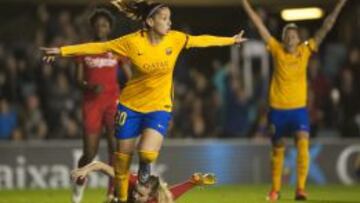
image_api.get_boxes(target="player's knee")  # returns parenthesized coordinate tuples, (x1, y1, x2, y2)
(113, 152, 132, 173)
(295, 131, 309, 141)
(272, 138, 285, 148)
(138, 150, 159, 164)
(116, 140, 136, 154)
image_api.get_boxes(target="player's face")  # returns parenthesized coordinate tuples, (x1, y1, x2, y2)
(283, 29, 300, 49)
(132, 183, 152, 203)
(94, 16, 111, 40)
(150, 7, 172, 36)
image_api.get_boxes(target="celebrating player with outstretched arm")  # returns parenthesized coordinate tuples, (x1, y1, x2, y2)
(241, 0, 347, 201)
(41, 0, 247, 202)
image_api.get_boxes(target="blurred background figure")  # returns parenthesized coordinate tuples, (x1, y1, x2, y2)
(0, 97, 21, 140)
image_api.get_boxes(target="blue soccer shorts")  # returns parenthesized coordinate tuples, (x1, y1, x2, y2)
(268, 107, 310, 141)
(115, 104, 172, 139)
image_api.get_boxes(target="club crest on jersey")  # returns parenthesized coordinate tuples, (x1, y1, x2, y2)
(165, 47, 173, 55)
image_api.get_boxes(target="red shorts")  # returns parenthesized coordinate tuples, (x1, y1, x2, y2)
(82, 92, 118, 135)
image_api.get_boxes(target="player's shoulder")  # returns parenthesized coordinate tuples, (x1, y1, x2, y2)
(168, 30, 187, 38)
(266, 37, 282, 52)
(166, 30, 187, 45)
(122, 31, 142, 39)
(300, 38, 318, 52)
(113, 30, 142, 42)
(268, 37, 280, 46)
(168, 30, 185, 35)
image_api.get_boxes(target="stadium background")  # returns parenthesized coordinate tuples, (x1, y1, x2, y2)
(0, 0, 359, 201)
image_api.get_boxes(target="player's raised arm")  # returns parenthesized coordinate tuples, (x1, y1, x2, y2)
(314, 0, 347, 47)
(241, 0, 272, 43)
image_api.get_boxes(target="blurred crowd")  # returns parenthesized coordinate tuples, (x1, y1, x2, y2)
(0, 3, 359, 141)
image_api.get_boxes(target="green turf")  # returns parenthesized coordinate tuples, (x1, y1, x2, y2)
(0, 185, 359, 203)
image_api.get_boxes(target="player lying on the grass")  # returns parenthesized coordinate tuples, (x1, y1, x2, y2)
(71, 161, 216, 203)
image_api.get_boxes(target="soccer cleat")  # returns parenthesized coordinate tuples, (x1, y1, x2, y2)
(266, 190, 280, 201)
(138, 162, 151, 184)
(71, 178, 87, 203)
(295, 189, 308, 201)
(191, 173, 216, 185)
(105, 196, 120, 203)
(104, 194, 116, 203)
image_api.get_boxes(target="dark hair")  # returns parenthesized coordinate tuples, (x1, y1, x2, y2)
(89, 8, 114, 28)
(111, 0, 167, 22)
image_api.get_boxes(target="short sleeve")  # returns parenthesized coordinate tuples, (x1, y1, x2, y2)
(169, 31, 188, 52)
(266, 37, 282, 55)
(305, 38, 318, 53)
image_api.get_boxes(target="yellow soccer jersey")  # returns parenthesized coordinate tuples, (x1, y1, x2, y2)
(61, 30, 235, 112)
(267, 37, 317, 109)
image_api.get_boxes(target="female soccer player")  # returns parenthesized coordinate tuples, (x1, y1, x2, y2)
(72, 8, 131, 203)
(41, 1, 246, 202)
(71, 161, 216, 203)
(241, 0, 347, 200)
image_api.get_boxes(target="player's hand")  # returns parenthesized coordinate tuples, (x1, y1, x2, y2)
(111, 0, 127, 12)
(71, 168, 88, 181)
(40, 47, 61, 63)
(42, 56, 56, 63)
(233, 30, 248, 45)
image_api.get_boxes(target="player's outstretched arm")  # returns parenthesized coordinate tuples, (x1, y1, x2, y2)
(40, 37, 126, 63)
(314, 0, 347, 46)
(71, 161, 115, 181)
(168, 173, 216, 200)
(241, 0, 272, 43)
(185, 30, 247, 48)
(41, 42, 110, 58)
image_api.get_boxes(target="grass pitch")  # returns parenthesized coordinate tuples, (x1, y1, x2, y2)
(0, 185, 359, 203)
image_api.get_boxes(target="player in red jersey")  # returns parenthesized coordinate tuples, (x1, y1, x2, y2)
(73, 8, 131, 203)
(71, 161, 216, 203)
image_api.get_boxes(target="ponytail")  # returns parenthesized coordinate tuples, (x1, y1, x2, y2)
(111, 0, 166, 22)
(156, 180, 174, 203)
(146, 175, 174, 203)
